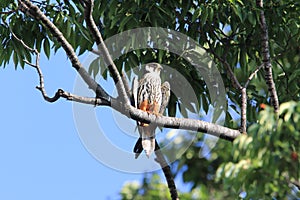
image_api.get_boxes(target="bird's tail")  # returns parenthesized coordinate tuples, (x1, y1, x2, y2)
(133, 126, 157, 158)
(142, 136, 155, 158)
(133, 137, 160, 159)
(133, 137, 143, 159)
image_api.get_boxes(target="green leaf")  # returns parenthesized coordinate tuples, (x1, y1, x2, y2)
(89, 57, 100, 79)
(43, 38, 51, 59)
(239, 48, 247, 69)
(128, 53, 139, 68)
(13, 51, 18, 68)
(247, 11, 256, 26)
(231, 4, 243, 22)
(192, 8, 201, 22)
(118, 15, 134, 31)
(200, 8, 208, 25)
(208, 7, 214, 22)
(158, 49, 164, 63)
(65, 20, 72, 39)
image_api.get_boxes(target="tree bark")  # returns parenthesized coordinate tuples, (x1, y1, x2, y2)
(257, 0, 280, 113)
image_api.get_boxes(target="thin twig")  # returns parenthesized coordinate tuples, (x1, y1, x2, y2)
(206, 44, 242, 90)
(206, 45, 264, 134)
(245, 64, 264, 88)
(7, 22, 50, 101)
(274, 59, 289, 92)
(239, 64, 263, 133)
(0, 10, 18, 15)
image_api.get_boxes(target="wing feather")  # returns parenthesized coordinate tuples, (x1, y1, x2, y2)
(159, 81, 171, 114)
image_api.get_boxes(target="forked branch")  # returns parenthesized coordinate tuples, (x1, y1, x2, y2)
(206, 45, 264, 133)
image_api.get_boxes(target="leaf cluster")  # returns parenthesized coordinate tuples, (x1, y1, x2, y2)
(216, 101, 300, 199)
(0, 0, 93, 68)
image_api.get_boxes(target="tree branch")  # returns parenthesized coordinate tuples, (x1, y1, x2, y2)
(240, 88, 247, 133)
(238, 64, 263, 133)
(29, 58, 242, 141)
(244, 64, 264, 88)
(32, 86, 241, 141)
(116, 103, 241, 141)
(121, 71, 132, 98)
(205, 44, 247, 133)
(155, 148, 179, 200)
(0, 10, 18, 15)
(90, 49, 132, 99)
(257, 0, 280, 114)
(80, 0, 130, 105)
(206, 43, 242, 90)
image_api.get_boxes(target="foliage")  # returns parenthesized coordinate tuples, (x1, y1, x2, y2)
(120, 173, 228, 200)
(121, 102, 300, 199)
(1, 0, 300, 199)
(0, 0, 93, 68)
(216, 101, 300, 199)
(120, 174, 172, 200)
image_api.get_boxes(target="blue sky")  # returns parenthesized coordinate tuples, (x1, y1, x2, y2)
(0, 45, 225, 199)
(0, 51, 147, 200)
(0, 35, 222, 199)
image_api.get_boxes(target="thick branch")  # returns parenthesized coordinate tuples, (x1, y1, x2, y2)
(257, 0, 279, 113)
(31, 83, 240, 141)
(36, 89, 241, 141)
(111, 101, 241, 141)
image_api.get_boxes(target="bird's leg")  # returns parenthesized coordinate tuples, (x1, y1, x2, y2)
(139, 101, 161, 126)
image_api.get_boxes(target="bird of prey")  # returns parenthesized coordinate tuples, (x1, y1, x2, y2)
(132, 63, 170, 158)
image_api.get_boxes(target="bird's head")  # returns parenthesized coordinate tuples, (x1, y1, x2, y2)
(144, 63, 163, 74)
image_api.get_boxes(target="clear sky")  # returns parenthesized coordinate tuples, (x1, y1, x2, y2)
(0, 45, 226, 199)
(0, 51, 148, 200)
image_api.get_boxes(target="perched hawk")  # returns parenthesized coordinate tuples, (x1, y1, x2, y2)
(132, 63, 170, 158)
